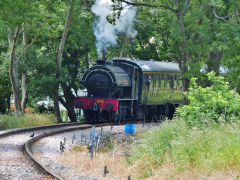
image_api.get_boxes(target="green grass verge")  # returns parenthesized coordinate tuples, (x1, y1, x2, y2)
(126, 119, 240, 178)
(0, 113, 57, 130)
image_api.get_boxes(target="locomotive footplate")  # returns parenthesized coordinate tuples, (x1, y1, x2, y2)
(74, 97, 118, 111)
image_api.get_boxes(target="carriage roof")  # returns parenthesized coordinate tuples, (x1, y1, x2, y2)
(111, 58, 180, 73)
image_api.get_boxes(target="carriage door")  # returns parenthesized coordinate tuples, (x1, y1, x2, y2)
(132, 67, 139, 100)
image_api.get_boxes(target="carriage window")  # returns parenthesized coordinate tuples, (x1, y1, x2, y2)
(179, 75, 183, 90)
(166, 74, 170, 89)
(144, 74, 149, 89)
(164, 74, 167, 88)
(149, 74, 154, 91)
(174, 74, 177, 89)
(169, 75, 174, 89)
(177, 75, 180, 89)
(156, 74, 160, 89)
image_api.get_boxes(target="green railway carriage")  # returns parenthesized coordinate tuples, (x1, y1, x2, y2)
(112, 58, 183, 106)
(137, 61, 183, 105)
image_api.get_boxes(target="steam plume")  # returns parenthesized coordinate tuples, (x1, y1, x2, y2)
(91, 0, 137, 56)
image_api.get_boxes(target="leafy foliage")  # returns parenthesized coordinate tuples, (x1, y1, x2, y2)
(0, 41, 11, 113)
(177, 72, 240, 128)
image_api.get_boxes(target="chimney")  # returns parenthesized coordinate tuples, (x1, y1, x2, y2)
(102, 48, 106, 61)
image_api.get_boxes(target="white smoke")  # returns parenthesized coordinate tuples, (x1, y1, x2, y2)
(91, 0, 138, 56)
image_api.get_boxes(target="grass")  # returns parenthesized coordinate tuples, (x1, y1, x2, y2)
(57, 149, 130, 180)
(57, 135, 136, 180)
(126, 118, 240, 179)
(0, 113, 57, 130)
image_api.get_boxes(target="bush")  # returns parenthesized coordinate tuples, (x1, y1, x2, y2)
(0, 113, 57, 130)
(0, 97, 6, 114)
(177, 72, 240, 128)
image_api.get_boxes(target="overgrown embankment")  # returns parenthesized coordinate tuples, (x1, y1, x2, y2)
(126, 119, 240, 179)
(127, 72, 240, 179)
(0, 113, 57, 130)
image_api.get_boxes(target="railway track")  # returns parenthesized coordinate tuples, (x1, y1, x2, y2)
(25, 123, 131, 180)
(0, 121, 158, 180)
(0, 122, 91, 180)
(25, 123, 99, 180)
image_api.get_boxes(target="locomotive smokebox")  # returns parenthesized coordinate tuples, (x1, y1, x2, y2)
(80, 58, 131, 98)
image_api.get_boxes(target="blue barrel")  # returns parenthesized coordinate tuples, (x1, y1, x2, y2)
(124, 124, 135, 135)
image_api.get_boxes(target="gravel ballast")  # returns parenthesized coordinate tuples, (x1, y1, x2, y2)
(31, 123, 158, 180)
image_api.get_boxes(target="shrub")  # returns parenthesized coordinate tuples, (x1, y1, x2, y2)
(177, 72, 240, 128)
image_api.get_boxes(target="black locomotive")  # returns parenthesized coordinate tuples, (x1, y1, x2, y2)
(74, 58, 183, 122)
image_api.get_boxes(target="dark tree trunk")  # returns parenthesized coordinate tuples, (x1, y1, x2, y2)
(21, 71, 27, 111)
(54, 3, 73, 123)
(207, 50, 223, 75)
(54, 92, 61, 122)
(9, 26, 22, 114)
(59, 83, 77, 122)
(59, 97, 77, 122)
(182, 77, 190, 104)
(7, 95, 11, 113)
(175, 2, 191, 105)
(21, 24, 28, 111)
(60, 50, 79, 122)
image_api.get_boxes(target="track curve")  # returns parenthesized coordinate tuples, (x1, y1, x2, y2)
(0, 122, 88, 180)
(24, 124, 94, 180)
(24, 123, 132, 180)
(25, 122, 156, 180)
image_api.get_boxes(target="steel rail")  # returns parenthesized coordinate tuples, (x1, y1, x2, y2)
(0, 122, 86, 138)
(24, 123, 122, 180)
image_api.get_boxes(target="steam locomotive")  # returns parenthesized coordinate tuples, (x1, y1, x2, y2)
(74, 58, 183, 122)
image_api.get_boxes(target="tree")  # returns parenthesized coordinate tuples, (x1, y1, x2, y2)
(53, 1, 74, 123)
(0, 0, 41, 113)
(57, 1, 96, 122)
(22, 0, 96, 122)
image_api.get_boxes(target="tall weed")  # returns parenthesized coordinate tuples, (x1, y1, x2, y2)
(127, 120, 240, 178)
(126, 119, 188, 177)
(0, 113, 57, 130)
(171, 122, 240, 169)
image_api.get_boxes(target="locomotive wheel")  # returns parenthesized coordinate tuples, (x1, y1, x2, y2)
(99, 110, 111, 122)
(167, 104, 176, 119)
(83, 110, 94, 122)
